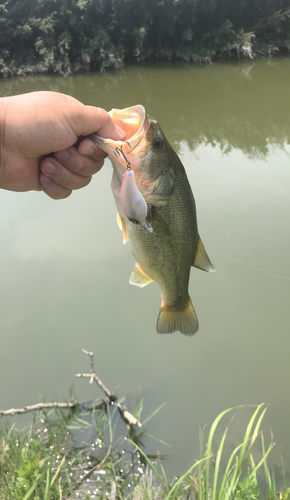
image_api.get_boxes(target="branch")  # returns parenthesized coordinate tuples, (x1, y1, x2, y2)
(75, 349, 117, 402)
(0, 402, 76, 417)
(0, 348, 142, 428)
(118, 405, 142, 427)
(0, 400, 106, 417)
(75, 349, 142, 428)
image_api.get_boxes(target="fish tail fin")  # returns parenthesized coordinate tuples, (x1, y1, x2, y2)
(156, 297, 198, 336)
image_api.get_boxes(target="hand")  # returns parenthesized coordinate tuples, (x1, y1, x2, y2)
(0, 91, 126, 199)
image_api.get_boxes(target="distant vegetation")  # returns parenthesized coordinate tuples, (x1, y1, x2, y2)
(0, 0, 290, 77)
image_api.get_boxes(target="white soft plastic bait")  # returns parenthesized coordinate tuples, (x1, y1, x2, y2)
(120, 168, 152, 232)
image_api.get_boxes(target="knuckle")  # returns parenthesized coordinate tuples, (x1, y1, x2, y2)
(58, 168, 91, 190)
(46, 187, 72, 200)
(73, 159, 87, 175)
(43, 184, 72, 200)
(45, 191, 72, 200)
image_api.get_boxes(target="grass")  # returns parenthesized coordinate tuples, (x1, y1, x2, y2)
(0, 399, 290, 499)
(0, 394, 166, 500)
(129, 404, 290, 500)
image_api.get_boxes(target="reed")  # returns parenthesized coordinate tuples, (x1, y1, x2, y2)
(129, 404, 290, 500)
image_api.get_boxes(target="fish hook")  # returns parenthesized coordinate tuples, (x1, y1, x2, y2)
(113, 142, 132, 170)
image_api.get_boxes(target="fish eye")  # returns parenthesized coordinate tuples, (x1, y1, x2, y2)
(153, 136, 163, 149)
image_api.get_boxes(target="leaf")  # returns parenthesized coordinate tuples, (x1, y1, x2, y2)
(22, 475, 41, 500)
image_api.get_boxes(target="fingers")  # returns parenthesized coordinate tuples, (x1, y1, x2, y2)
(77, 105, 127, 140)
(77, 137, 106, 160)
(40, 144, 106, 200)
(39, 108, 126, 200)
(40, 174, 72, 200)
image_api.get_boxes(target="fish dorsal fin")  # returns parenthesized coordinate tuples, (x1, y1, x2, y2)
(193, 237, 215, 273)
(117, 212, 129, 244)
(129, 263, 154, 288)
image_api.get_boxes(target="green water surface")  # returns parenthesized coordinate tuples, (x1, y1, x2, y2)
(1, 58, 290, 480)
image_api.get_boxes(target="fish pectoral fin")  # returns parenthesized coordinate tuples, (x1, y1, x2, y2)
(149, 206, 169, 234)
(117, 212, 122, 230)
(156, 297, 198, 336)
(117, 213, 129, 244)
(193, 237, 215, 273)
(129, 263, 154, 288)
(151, 168, 175, 199)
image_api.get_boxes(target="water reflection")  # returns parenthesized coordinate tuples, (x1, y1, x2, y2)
(1, 58, 290, 156)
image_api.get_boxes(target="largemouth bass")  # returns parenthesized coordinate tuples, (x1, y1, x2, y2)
(91, 105, 215, 336)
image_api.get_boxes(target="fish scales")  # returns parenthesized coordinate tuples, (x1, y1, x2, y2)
(90, 105, 214, 335)
(126, 166, 198, 308)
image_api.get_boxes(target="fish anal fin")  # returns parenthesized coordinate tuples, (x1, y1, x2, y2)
(129, 263, 154, 288)
(117, 212, 129, 244)
(193, 237, 215, 273)
(156, 297, 198, 336)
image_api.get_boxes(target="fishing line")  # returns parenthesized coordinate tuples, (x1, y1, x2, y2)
(209, 252, 290, 282)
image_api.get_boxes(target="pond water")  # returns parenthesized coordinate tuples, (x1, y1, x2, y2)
(1, 57, 290, 480)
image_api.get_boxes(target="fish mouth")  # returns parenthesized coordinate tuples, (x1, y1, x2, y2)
(90, 105, 148, 158)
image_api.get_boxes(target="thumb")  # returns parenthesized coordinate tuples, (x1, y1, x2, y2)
(77, 105, 126, 141)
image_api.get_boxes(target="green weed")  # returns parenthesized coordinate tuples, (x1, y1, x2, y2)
(1, 400, 290, 499)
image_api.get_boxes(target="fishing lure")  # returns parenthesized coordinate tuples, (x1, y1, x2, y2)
(114, 145, 153, 233)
